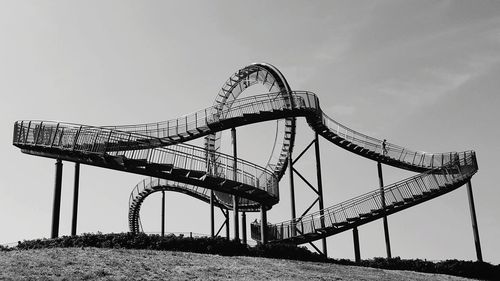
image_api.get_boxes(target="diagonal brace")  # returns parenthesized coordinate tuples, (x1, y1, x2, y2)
(292, 139, 316, 165)
(293, 227, 325, 256)
(215, 208, 229, 237)
(293, 167, 319, 195)
(308, 241, 325, 256)
(297, 198, 319, 222)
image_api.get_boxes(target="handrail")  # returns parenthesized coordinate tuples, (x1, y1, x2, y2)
(101, 93, 291, 132)
(13, 119, 279, 199)
(250, 152, 477, 242)
(127, 176, 262, 232)
(18, 91, 457, 171)
(13, 90, 473, 205)
(128, 177, 259, 211)
(13, 86, 478, 239)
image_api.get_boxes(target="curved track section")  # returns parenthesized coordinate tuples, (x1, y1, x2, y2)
(250, 151, 477, 244)
(206, 63, 295, 207)
(12, 64, 478, 241)
(104, 63, 296, 180)
(208, 63, 296, 179)
(13, 118, 280, 205)
(128, 177, 262, 233)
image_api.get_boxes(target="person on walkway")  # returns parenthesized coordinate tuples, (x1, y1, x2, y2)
(382, 139, 388, 156)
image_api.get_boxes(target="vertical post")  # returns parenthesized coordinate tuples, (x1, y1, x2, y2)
(466, 180, 483, 262)
(260, 205, 267, 244)
(161, 190, 165, 237)
(241, 212, 247, 244)
(314, 133, 327, 256)
(210, 191, 215, 237)
(231, 128, 239, 241)
(51, 159, 63, 239)
(288, 154, 296, 236)
(353, 226, 361, 263)
(378, 162, 392, 258)
(71, 163, 80, 236)
(225, 210, 230, 240)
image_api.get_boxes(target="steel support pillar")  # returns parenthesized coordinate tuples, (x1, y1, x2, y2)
(377, 162, 392, 258)
(241, 211, 247, 244)
(71, 162, 80, 236)
(161, 190, 165, 237)
(231, 128, 239, 241)
(210, 191, 215, 237)
(260, 205, 267, 244)
(466, 180, 483, 262)
(288, 154, 297, 236)
(314, 133, 327, 256)
(51, 159, 63, 239)
(353, 226, 361, 263)
(225, 210, 230, 240)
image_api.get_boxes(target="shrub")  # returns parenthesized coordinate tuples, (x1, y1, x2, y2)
(0, 244, 11, 252)
(13, 233, 500, 280)
(358, 257, 500, 281)
(249, 243, 326, 262)
(16, 233, 250, 256)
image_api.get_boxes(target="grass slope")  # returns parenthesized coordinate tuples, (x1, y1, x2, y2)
(1, 248, 476, 281)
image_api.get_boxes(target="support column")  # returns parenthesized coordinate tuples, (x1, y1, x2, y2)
(353, 227, 361, 263)
(378, 162, 392, 258)
(51, 159, 63, 239)
(241, 212, 247, 244)
(161, 190, 165, 237)
(210, 191, 215, 237)
(288, 154, 296, 236)
(466, 180, 483, 262)
(231, 127, 239, 241)
(314, 133, 327, 256)
(225, 210, 230, 240)
(71, 163, 80, 236)
(260, 205, 267, 244)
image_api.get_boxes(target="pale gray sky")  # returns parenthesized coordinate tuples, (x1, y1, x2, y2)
(1, 0, 499, 263)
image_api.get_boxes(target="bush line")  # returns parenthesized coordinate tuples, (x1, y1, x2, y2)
(4, 232, 499, 280)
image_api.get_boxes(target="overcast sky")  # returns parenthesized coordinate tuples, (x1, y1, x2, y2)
(1, 0, 499, 263)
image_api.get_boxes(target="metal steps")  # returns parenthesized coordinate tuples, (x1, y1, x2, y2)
(12, 89, 478, 240)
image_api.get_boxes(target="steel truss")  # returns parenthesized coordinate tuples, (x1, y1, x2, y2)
(13, 62, 483, 262)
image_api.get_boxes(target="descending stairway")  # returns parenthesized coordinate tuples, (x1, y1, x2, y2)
(128, 177, 262, 233)
(12, 63, 478, 243)
(13, 119, 280, 206)
(250, 151, 477, 244)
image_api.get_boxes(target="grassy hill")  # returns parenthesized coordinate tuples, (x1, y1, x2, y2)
(1, 247, 477, 281)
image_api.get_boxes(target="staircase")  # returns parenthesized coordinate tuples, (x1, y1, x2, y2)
(250, 151, 477, 244)
(13, 89, 478, 239)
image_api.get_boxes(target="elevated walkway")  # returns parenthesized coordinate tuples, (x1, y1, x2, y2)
(12, 63, 479, 246)
(250, 152, 477, 244)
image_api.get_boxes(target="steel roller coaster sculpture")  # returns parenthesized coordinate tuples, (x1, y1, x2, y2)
(12, 63, 482, 261)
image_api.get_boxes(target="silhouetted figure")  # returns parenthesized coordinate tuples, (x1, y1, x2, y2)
(382, 139, 388, 155)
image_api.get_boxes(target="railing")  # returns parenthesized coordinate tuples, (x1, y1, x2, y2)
(251, 151, 477, 242)
(128, 177, 262, 232)
(13, 90, 471, 209)
(13, 89, 476, 207)
(205, 91, 313, 185)
(12, 92, 323, 207)
(128, 177, 259, 211)
(12, 91, 315, 153)
(205, 91, 316, 185)
(11, 91, 458, 175)
(13, 88, 480, 243)
(102, 91, 316, 138)
(317, 112, 458, 169)
(13, 120, 279, 199)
